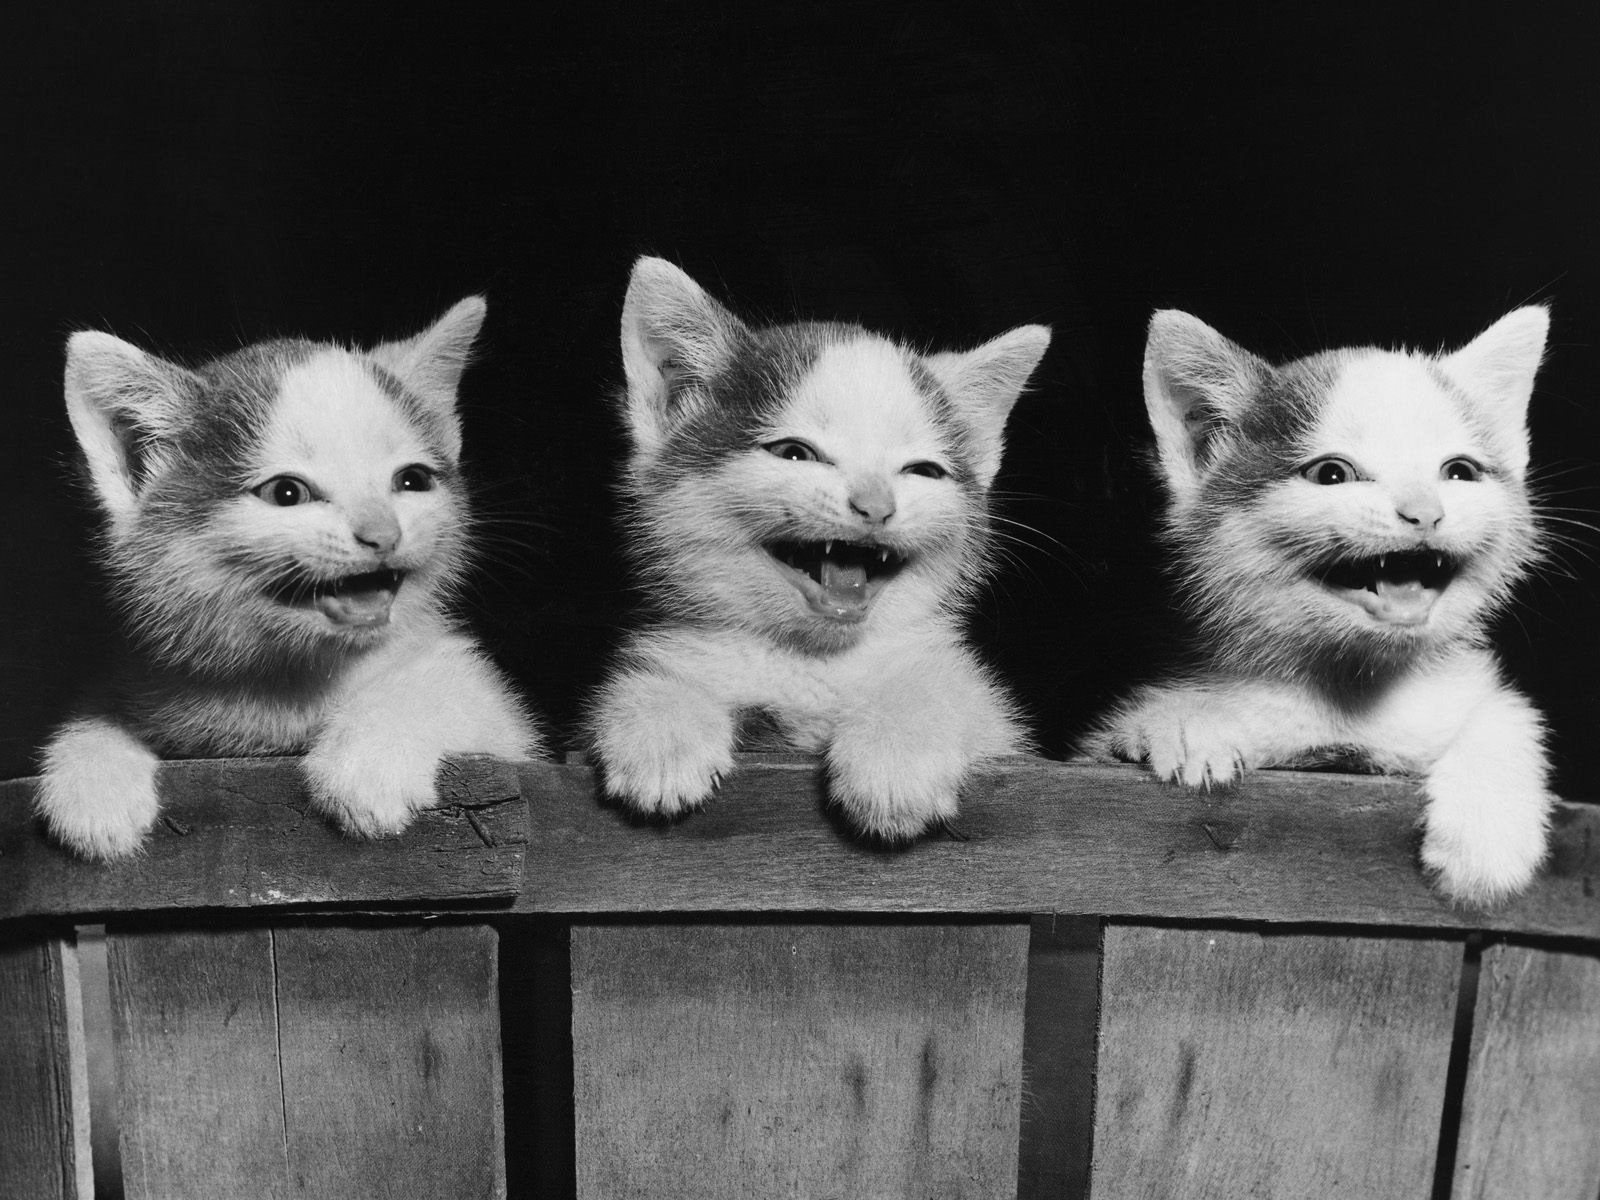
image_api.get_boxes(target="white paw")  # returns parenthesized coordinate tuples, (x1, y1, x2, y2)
(1420, 786, 1549, 907)
(36, 717, 161, 861)
(303, 735, 440, 839)
(827, 725, 969, 842)
(1099, 693, 1246, 789)
(591, 677, 734, 817)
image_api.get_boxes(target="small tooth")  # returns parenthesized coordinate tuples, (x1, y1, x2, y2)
(825, 540, 833, 555)
(1379, 554, 1387, 570)
(879, 548, 889, 562)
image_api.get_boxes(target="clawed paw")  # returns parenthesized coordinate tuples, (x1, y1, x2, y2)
(1100, 694, 1248, 789)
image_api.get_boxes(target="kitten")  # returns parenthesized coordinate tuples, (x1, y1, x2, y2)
(587, 257, 1049, 839)
(37, 298, 543, 860)
(1089, 307, 1553, 905)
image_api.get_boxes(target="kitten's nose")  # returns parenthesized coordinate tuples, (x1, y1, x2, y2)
(352, 509, 401, 555)
(848, 482, 896, 525)
(1395, 487, 1444, 532)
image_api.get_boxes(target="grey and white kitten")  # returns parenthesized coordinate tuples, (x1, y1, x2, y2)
(1089, 307, 1553, 905)
(587, 257, 1050, 839)
(37, 298, 543, 859)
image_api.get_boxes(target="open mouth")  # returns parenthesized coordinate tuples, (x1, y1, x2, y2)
(766, 539, 908, 623)
(1316, 549, 1457, 627)
(273, 568, 403, 629)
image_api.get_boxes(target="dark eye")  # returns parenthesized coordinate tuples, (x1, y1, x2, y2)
(395, 465, 436, 492)
(255, 475, 313, 506)
(1442, 458, 1482, 482)
(1303, 457, 1357, 485)
(765, 439, 819, 462)
(903, 461, 948, 480)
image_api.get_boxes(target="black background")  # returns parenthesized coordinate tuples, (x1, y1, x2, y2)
(5, 4, 1598, 797)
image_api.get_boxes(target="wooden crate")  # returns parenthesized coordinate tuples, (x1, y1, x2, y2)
(1, 755, 1597, 1199)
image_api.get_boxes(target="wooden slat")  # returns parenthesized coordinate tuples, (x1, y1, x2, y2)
(516, 758, 1600, 936)
(1090, 925, 1461, 1199)
(0, 755, 525, 921)
(1451, 942, 1600, 1198)
(1017, 915, 1100, 1200)
(0, 930, 91, 1199)
(571, 922, 1030, 1200)
(108, 921, 504, 1200)
(109, 926, 289, 1199)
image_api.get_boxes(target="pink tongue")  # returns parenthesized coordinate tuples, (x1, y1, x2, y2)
(315, 586, 396, 628)
(815, 558, 870, 620)
(1366, 577, 1432, 626)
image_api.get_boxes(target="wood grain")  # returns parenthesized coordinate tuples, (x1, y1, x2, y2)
(109, 925, 290, 1200)
(0, 930, 91, 1199)
(516, 757, 1600, 937)
(0, 755, 526, 921)
(1450, 942, 1600, 1199)
(108, 921, 505, 1200)
(1089, 924, 1462, 1199)
(570, 922, 1030, 1200)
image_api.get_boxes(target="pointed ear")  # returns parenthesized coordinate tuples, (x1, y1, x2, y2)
(924, 324, 1050, 488)
(1439, 305, 1548, 477)
(368, 295, 486, 460)
(1142, 310, 1270, 506)
(64, 331, 197, 527)
(620, 257, 747, 460)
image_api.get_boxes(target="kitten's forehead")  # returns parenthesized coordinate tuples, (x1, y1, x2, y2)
(1312, 352, 1479, 460)
(781, 337, 944, 450)
(259, 350, 429, 471)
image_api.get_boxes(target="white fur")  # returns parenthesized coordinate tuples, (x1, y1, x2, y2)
(1093, 308, 1553, 906)
(592, 258, 1046, 839)
(38, 300, 542, 859)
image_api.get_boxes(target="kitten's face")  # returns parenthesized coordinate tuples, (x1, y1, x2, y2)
(1190, 352, 1535, 663)
(637, 334, 990, 652)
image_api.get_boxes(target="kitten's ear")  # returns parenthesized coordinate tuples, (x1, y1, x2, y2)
(924, 325, 1051, 488)
(64, 332, 197, 527)
(1440, 306, 1548, 476)
(620, 257, 747, 460)
(369, 295, 486, 460)
(1142, 310, 1269, 506)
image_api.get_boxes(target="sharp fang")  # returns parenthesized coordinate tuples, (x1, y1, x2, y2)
(879, 548, 889, 562)
(825, 540, 833, 555)
(1379, 553, 1387, 570)
(1435, 553, 1443, 569)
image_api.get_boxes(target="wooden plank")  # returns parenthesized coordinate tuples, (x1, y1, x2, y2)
(272, 923, 504, 1200)
(0, 930, 91, 1199)
(0, 755, 526, 921)
(1089, 925, 1462, 1199)
(1451, 942, 1600, 1198)
(1017, 915, 1099, 1200)
(571, 922, 1030, 1200)
(516, 758, 1600, 936)
(109, 925, 290, 1200)
(109, 921, 504, 1199)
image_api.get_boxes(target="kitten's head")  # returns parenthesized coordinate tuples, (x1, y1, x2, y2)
(65, 297, 487, 675)
(1142, 306, 1547, 677)
(616, 257, 1049, 653)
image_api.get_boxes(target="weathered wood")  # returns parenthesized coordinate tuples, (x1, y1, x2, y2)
(0, 755, 526, 921)
(1017, 915, 1099, 1200)
(1451, 942, 1600, 1199)
(571, 922, 1030, 1200)
(109, 925, 289, 1200)
(108, 921, 505, 1200)
(0, 930, 91, 1199)
(1089, 925, 1462, 1199)
(517, 757, 1600, 936)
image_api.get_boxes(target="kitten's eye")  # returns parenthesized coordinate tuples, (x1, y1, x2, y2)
(1303, 457, 1357, 485)
(903, 461, 948, 480)
(765, 439, 819, 463)
(255, 476, 313, 507)
(1442, 458, 1482, 482)
(395, 465, 437, 492)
